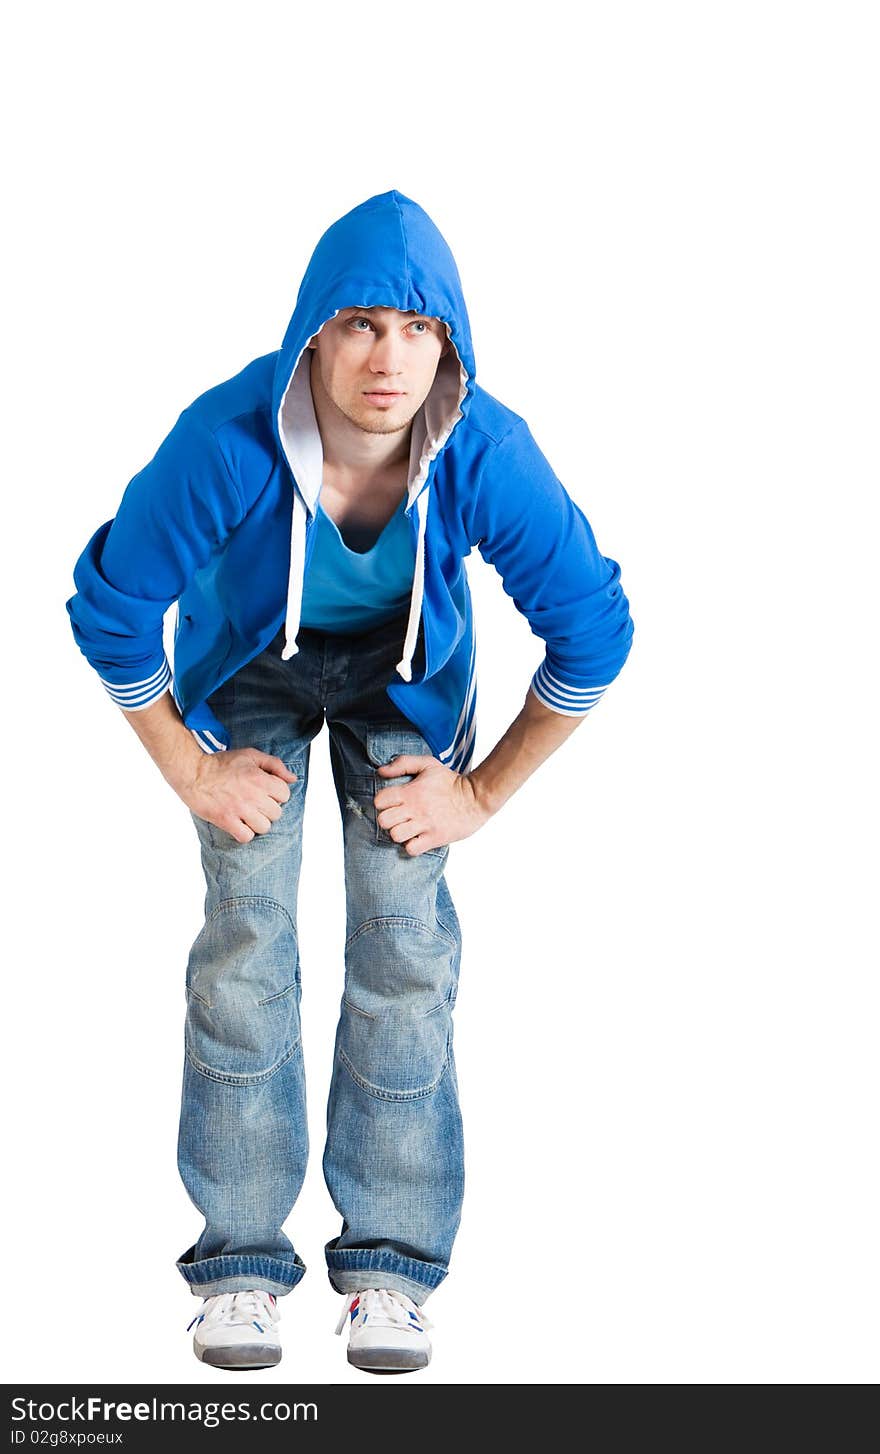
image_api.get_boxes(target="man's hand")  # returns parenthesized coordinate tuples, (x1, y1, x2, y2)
(374, 755, 490, 856)
(179, 748, 298, 843)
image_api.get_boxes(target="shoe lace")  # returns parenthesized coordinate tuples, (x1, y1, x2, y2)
(334, 1287, 433, 1336)
(187, 1289, 280, 1334)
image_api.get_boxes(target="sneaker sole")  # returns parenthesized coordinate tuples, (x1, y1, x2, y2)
(195, 1343, 282, 1370)
(347, 1347, 430, 1373)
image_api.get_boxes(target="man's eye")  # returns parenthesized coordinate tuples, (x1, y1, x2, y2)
(348, 317, 431, 334)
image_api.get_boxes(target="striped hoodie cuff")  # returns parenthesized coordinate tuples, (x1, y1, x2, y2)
(96, 657, 172, 712)
(530, 658, 610, 717)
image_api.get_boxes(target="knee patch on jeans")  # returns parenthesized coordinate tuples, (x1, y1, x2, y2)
(185, 896, 301, 1084)
(339, 915, 456, 1099)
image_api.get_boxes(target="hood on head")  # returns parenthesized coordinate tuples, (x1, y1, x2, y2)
(270, 190, 476, 670)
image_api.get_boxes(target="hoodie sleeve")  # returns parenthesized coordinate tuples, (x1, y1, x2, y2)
(65, 408, 245, 713)
(468, 418, 634, 716)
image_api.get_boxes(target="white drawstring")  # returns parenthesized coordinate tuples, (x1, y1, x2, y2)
(394, 491, 428, 682)
(282, 489, 307, 661)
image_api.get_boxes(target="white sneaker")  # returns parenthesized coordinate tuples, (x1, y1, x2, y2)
(188, 1289, 282, 1369)
(335, 1287, 433, 1373)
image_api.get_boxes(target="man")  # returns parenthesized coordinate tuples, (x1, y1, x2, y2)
(66, 189, 635, 1374)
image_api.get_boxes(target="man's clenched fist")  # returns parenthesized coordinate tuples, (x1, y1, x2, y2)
(180, 748, 298, 843)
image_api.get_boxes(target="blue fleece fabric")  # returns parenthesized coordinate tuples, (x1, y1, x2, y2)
(65, 188, 635, 770)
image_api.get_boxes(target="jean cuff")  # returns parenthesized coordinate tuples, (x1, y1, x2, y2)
(176, 1246, 306, 1298)
(325, 1246, 446, 1305)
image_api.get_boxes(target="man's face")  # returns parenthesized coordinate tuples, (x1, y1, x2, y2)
(307, 305, 450, 438)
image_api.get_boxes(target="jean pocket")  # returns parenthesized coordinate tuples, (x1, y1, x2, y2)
(365, 724, 447, 858)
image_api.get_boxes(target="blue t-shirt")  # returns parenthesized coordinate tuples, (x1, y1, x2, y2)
(298, 491, 415, 634)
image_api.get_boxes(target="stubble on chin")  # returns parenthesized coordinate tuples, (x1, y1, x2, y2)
(345, 397, 416, 437)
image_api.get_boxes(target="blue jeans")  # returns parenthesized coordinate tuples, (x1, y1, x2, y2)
(175, 610, 464, 1307)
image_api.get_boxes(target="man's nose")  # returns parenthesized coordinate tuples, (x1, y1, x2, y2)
(369, 336, 405, 375)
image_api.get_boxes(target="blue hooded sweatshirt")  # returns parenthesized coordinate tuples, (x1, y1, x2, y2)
(65, 189, 635, 773)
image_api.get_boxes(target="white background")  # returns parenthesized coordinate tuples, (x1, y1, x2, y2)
(2, 0, 876, 1386)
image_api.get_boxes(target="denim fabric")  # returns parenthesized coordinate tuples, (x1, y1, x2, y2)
(175, 609, 464, 1306)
